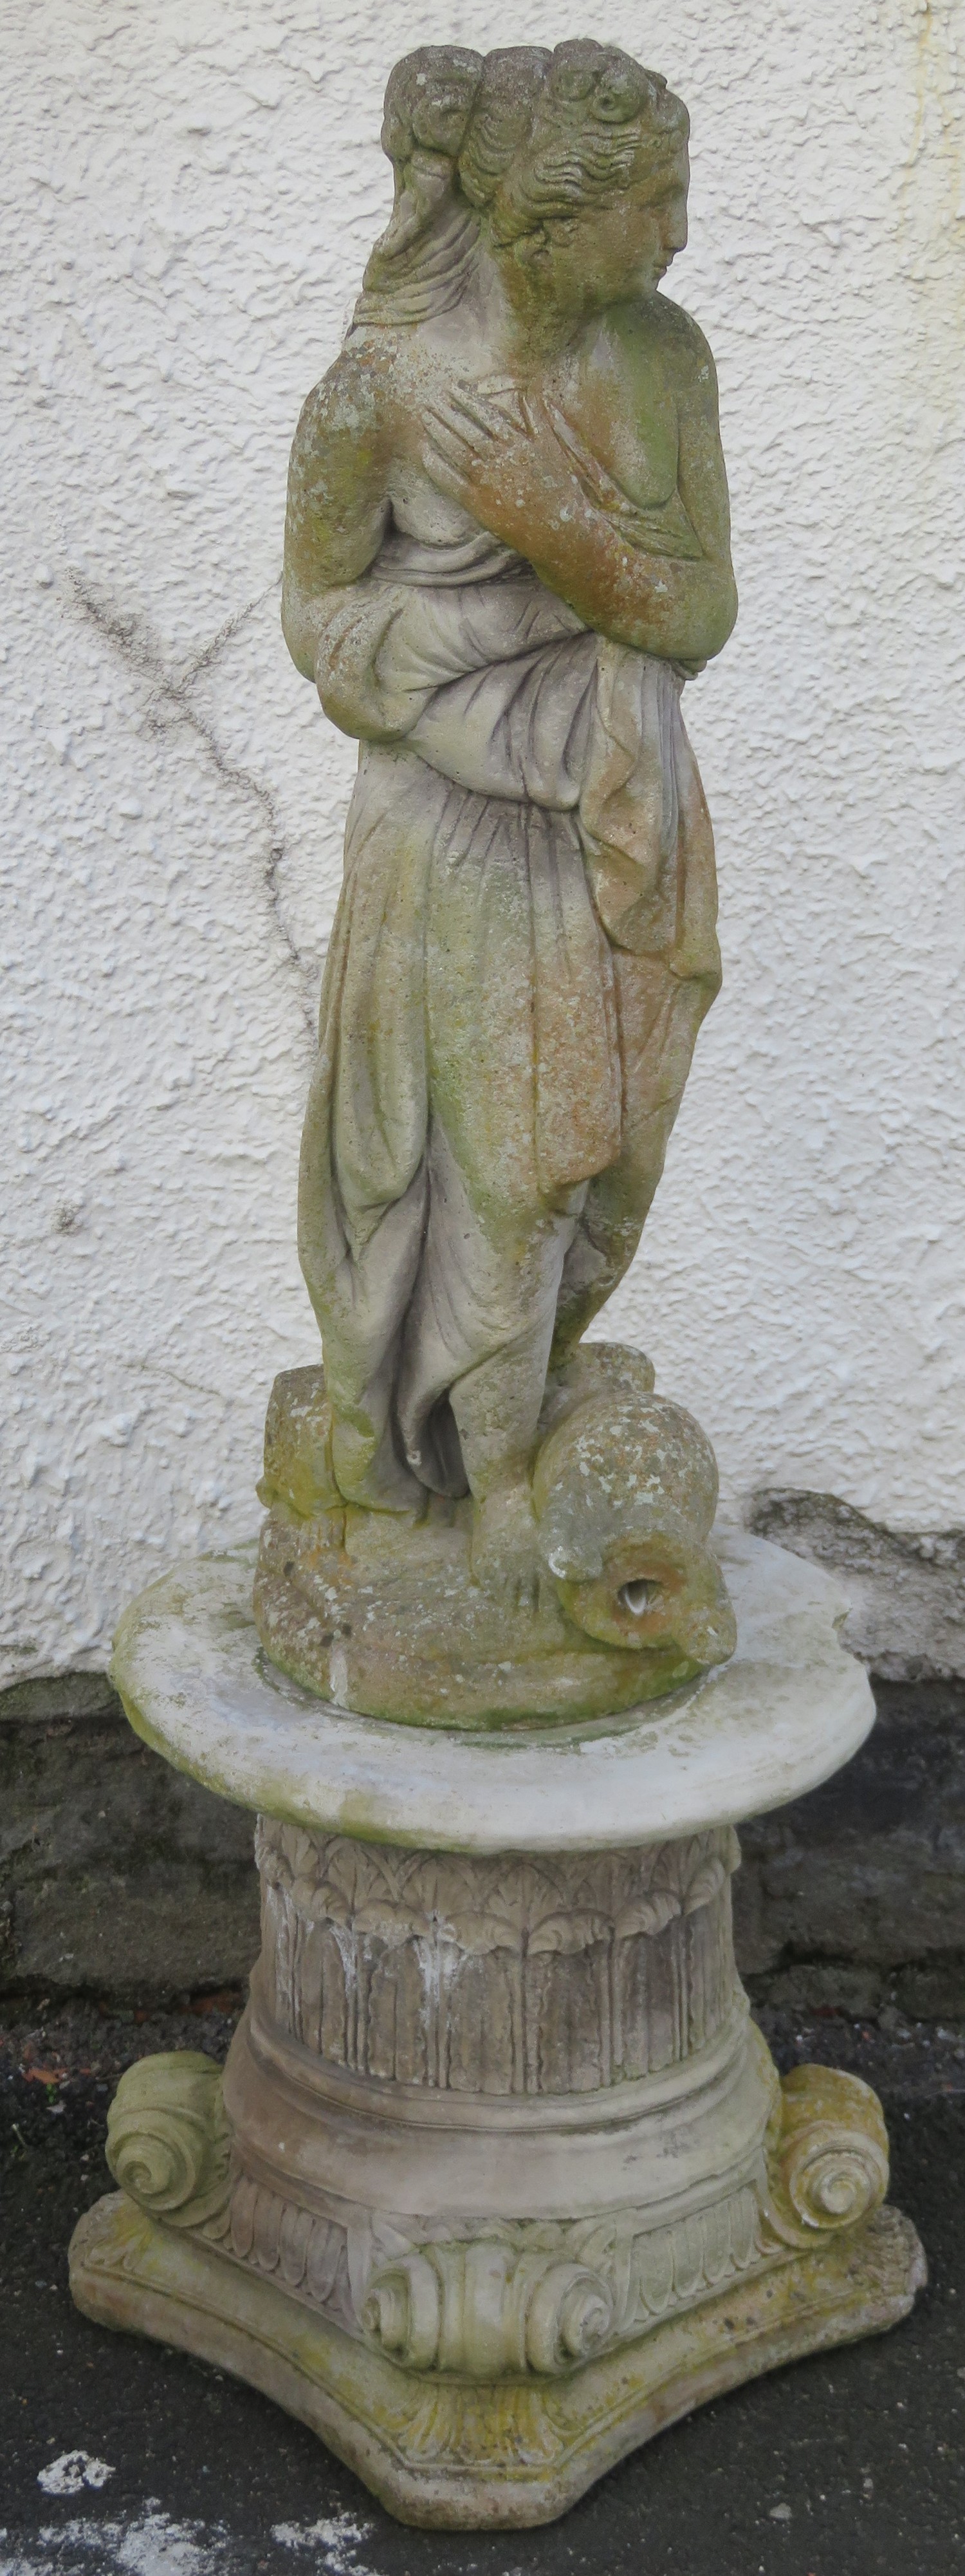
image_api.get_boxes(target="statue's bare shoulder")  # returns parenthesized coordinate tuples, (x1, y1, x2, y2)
(605, 292, 721, 416)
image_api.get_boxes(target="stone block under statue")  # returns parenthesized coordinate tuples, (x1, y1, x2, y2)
(253, 1344, 737, 1725)
(69, 1535, 924, 2530)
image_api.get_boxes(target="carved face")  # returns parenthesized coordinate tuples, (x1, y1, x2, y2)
(513, 148, 690, 318)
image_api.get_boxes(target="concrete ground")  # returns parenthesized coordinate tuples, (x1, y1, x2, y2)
(1, 2003, 963, 2576)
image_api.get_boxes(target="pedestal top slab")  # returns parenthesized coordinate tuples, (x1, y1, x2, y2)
(110, 1533, 874, 1851)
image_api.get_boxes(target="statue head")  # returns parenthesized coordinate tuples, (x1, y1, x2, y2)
(463, 42, 689, 317)
(357, 40, 689, 327)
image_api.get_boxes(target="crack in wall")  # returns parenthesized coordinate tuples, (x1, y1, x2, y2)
(118, 1355, 234, 1406)
(68, 571, 317, 1047)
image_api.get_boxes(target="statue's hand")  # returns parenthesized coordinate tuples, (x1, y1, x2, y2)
(422, 378, 703, 578)
(421, 380, 590, 557)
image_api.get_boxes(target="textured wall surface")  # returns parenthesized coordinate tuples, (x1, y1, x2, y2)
(3, 0, 963, 1683)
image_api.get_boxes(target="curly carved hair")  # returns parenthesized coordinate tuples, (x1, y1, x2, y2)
(358, 40, 688, 319)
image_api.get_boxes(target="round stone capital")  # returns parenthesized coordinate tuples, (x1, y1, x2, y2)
(111, 1532, 874, 1852)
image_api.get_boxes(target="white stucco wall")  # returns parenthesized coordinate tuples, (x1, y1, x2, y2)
(3, 0, 963, 1685)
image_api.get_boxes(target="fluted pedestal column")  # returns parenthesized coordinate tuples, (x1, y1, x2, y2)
(69, 1535, 924, 2529)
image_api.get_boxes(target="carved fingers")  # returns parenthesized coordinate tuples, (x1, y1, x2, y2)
(542, 399, 632, 519)
(421, 378, 579, 541)
(422, 384, 520, 510)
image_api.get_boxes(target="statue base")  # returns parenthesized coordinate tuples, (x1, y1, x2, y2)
(251, 1348, 738, 1725)
(69, 1538, 925, 2530)
(71, 2194, 923, 2530)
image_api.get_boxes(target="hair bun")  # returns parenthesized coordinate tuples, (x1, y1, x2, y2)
(547, 42, 666, 129)
(381, 46, 482, 171)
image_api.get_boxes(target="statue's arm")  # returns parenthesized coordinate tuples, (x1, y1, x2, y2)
(281, 346, 391, 680)
(659, 311, 737, 658)
(423, 310, 737, 667)
(529, 310, 737, 663)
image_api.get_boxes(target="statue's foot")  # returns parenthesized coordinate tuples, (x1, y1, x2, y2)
(469, 1478, 544, 1611)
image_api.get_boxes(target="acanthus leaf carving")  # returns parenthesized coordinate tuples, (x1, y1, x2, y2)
(255, 1819, 741, 2096)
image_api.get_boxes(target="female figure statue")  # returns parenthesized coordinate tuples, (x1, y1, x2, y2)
(264, 39, 738, 1705)
(80, 53, 919, 2501)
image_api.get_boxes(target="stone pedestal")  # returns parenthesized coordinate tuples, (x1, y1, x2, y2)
(69, 1534, 925, 2529)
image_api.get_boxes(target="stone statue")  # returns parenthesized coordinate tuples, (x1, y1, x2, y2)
(72, 44, 925, 2528)
(255, 40, 740, 1721)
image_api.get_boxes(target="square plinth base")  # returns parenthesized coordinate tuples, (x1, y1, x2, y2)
(69, 2194, 925, 2530)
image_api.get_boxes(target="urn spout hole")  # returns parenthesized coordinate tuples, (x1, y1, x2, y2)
(620, 1579, 658, 1616)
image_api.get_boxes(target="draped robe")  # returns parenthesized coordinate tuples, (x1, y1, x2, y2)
(298, 507, 721, 1511)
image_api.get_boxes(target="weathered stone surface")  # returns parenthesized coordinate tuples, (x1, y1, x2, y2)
(71, 1503, 926, 2528)
(748, 1491, 965, 1683)
(71, 1969, 919, 2529)
(68, 2191, 924, 2531)
(106, 2050, 232, 2234)
(253, 1351, 737, 1723)
(109, 1539, 874, 1851)
(253, 37, 740, 1718)
(8, 10, 964, 1711)
(256, 1820, 740, 2094)
(73, 1788, 919, 2526)
(0, 1671, 259, 2005)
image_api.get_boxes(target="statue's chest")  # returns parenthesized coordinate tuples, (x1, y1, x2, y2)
(386, 458, 480, 543)
(548, 336, 679, 513)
